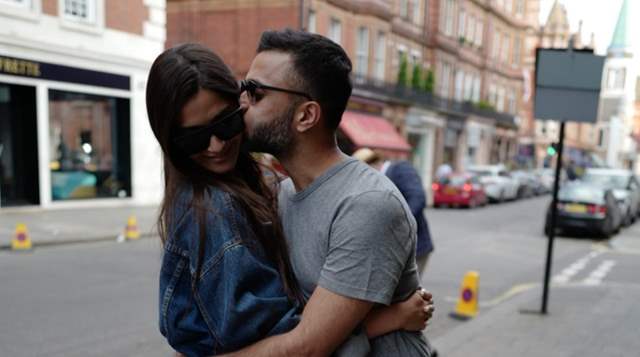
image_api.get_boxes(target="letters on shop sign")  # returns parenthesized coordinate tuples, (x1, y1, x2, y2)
(0, 57, 41, 77)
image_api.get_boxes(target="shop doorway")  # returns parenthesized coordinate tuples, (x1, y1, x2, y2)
(0, 83, 40, 207)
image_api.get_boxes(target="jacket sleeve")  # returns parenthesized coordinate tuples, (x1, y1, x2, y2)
(188, 196, 299, 354)
(389, 162, 427, 218)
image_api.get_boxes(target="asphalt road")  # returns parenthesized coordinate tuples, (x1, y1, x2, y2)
(1, 195, 636, 356)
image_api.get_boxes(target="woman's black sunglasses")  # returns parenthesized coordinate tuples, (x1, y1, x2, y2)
(240, 79, 313, 102)
(173, 106, 245, 155)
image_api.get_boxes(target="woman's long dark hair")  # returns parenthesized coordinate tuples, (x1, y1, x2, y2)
(146, 43, 301, 303)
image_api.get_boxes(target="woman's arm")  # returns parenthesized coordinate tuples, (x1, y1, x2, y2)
(363, 289, 434, 338)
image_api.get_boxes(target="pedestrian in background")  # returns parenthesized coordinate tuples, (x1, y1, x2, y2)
(353, 148, 435, 277)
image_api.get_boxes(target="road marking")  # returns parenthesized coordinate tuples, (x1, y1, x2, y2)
(592, 241, 640, 256)
(582, 260, 616, 286)
(552, 251, 601, 284)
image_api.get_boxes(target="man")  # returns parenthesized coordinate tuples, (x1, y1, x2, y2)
(353, 148, 434, 277)
(229, 29, 433, 356)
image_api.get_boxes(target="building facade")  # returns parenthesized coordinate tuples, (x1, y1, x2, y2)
(0, 0, 166, 209)
(166, 0, 532, 199)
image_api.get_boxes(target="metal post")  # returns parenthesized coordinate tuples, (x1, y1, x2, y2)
(541, 120, 565, 314)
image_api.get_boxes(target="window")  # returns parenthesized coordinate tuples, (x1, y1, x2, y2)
(455, 70, 464, 101)
(1, 0, 31, 8)
(441, 0, 456, 37)
(400, 0, 408, 18)
(458, 11, 466, 38)
(492, 32, 500, 59)
(374, 32, 386, 81)
(48, 90, 131, 201)
(505, 0, 512, 13)
(513, 36, 521, 66)
(607, 68, 626, 90)
(62, 0, 96, 23)
(329, 18, 342, 45)
(356, 27, 369, 77)
(466, 16, 475, 42)
(441, 62, 452, 98)
(501, 34, 510, 64)
(464, 73, 474, 101)
(475, 20, 483, 46)
(413, 0, 421, 24)
(472, 76, 481, 102)
(488, 84, 497, 105)
(508, 92, 516, 114)
(497, 87, 506, 111)
(308, 9, 316, 33)
(516, 0, 525, 16)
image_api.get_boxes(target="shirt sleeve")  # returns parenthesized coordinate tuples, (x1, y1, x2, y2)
(319, 190, 416, 305)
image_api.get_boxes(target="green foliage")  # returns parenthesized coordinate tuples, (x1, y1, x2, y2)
(424, 69, 434, 93)
(476, 100, 495, 111)
(397, 53, 409, 87)
(411, 63, 422, 90)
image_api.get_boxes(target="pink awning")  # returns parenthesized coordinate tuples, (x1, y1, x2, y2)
(339, 111, 412, 152)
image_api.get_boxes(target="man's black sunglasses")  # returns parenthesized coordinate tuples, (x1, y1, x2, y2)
(173, 106, 245, 155)
(240, 79, 313, 102)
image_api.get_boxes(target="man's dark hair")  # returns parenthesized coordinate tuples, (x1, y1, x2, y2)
(257, 28, 352, 130)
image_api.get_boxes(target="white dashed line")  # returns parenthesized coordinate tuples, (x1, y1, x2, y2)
(552, 251, 602, 284)
(582, 260, 617, 286)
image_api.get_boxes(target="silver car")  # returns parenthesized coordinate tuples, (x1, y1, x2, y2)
(581, 168, 640, 225)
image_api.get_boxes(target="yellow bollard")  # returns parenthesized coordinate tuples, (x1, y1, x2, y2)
(450, 271, 479, 320)
(125, 216, 140, 240)
(11, 223, 33, 251)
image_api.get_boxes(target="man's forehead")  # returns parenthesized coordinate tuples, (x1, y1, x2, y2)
(247, 51, 293, 85)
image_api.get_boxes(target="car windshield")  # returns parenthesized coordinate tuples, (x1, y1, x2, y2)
(582, 173, 628, 190)
(558, 185, 604, 204)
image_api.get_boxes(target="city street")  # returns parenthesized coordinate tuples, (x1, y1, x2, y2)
(1, 196, 639, 356)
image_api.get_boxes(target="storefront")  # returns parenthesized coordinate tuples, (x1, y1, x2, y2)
(0, 54, 161, 208)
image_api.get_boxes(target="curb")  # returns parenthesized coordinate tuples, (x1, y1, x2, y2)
(0, 232, 157, 251)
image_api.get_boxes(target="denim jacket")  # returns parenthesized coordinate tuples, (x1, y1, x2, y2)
(159, 186, 300, 356)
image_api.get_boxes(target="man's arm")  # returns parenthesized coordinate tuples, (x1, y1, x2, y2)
(221, 286, 373, 357)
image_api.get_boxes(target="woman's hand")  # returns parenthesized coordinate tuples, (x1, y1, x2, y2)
(395, 289, 435, 331)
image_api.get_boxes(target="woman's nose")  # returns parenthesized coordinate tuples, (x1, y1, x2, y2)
(206, 134, 225, 153)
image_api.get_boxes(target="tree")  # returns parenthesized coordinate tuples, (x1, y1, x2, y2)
(397, 53, 408, 87)
(411, 63, 422, 90)
(424, 69, 435, 93)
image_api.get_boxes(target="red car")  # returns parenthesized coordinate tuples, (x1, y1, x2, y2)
(432, 173, 488, 208)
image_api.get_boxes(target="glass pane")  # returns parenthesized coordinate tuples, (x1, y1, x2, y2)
(48, 89, 131, 201)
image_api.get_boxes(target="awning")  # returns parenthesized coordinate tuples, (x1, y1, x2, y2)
(339, 111, 412, 152)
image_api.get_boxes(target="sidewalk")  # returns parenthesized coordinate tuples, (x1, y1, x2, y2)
(0, 205, 159, 249)
(433, 223, 640, 357)
(433, 283, 640, 357)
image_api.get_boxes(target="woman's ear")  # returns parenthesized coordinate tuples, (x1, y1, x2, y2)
(295, 102, 321, 133)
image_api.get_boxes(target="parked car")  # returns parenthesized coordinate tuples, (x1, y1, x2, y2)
(545, 182, 623, 238)
(432, 173, 488, 208)
(581, 168, 640, 225)
(467, 165, 519, 202)
(511, 170, 543, 198)
(534, 168, 567, 194)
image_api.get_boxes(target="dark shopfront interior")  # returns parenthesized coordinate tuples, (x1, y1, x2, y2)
(0, 83, 40, 207)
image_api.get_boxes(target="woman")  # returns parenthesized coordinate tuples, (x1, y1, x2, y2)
(147, 44, 431, 356)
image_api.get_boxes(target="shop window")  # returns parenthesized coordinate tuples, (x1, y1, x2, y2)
(48, 90, 131, 201)
(1, 0, 32, 8)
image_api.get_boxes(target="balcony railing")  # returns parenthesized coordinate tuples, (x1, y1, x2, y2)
(351, 74, 516, 128)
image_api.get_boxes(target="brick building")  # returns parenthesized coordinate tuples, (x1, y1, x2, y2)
(166, 0, 535, 195)
(0, 0, 166, 209)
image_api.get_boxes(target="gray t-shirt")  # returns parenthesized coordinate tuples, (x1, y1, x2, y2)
(279, 157, 431, 356)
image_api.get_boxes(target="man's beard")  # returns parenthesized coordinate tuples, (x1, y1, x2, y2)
(246, 103, 297, 157)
